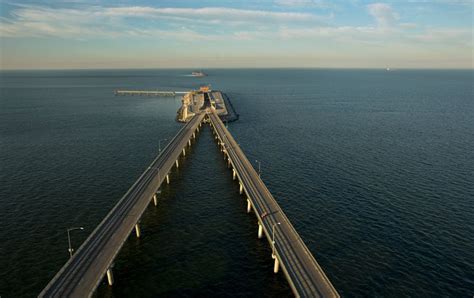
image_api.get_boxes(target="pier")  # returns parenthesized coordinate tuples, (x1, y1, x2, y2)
(40, 109, 338, 297)
(115, 90, 188, 96)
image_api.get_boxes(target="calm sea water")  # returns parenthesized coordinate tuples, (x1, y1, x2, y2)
(0, 69, 473, 297)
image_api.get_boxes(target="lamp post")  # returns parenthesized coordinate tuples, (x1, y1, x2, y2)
(67, 227, 84, 258)
(272, 222, 281, 259)
(255, 160, 261, 177)
(159, 138, 168, 153)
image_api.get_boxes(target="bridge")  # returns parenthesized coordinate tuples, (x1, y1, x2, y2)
(208, 110, 338, 297)
(40, 113, 205, 297)
(40, 109, 339, 298)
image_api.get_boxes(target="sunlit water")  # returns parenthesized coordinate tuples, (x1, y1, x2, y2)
(0, 69, 473, 297)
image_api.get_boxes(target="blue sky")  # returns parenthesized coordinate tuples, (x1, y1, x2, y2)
(0, 0, 472, 69)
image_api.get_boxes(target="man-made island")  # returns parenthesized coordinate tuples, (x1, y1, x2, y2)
(115, 86, 239, 123)
(177, 86, 239, 123)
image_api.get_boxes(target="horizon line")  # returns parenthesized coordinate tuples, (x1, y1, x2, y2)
(1, 66, 473, 71)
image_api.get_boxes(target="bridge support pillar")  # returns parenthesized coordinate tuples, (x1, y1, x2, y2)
(227, 159, 231, 168)
(153, 194, 158, 206)
(233, 169, 236, 180)
(166, 174, 170, 184)
(182, 148, 186, 156)
(193, 132, 196, 139)
(247, 199, 251, 213)
(188, 140, 191, 147)
(273, 256, 280, 273)
(239, 183, 243, 194)
(258, 223, 263, 239)
(135, 224, 141, 238)
(175, 160, 179, 168)
(106, 269, 114, 286)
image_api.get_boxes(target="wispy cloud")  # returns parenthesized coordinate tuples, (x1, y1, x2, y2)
(367, 3, 399, 28)
(274, 0, 331, 8)
(405, 0, 473, 5)
(1, 2, 472, 69)
(411, 28, 472, 46)
(103, 6, 319, 22)
(0, 4, 331, 39)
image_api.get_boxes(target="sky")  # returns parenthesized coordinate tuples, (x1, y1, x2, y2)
(0, 0, 472, 69)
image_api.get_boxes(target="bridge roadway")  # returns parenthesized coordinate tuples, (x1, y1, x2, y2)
(40, 112, 206, 297)
(208, 110, 339, 298)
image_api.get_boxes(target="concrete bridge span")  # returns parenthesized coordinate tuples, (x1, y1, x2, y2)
(40, 110, 338, 298)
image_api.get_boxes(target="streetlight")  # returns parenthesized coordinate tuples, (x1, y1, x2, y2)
(255, 160, 261, 177)
(67, 227, 84, 258)
(159, 138, 168, 153)
(272, 222, 281, 259)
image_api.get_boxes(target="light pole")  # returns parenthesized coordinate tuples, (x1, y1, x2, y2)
(67, 227, 84, 258)
(255, 160, 261, 177)
(272, 222, 281, 259)
(159, 138, 168, 153)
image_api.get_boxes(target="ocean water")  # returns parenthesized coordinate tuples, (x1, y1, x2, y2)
(0, 69, 473, 297)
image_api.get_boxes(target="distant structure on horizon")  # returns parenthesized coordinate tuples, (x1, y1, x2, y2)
(191, 70, 207, 77)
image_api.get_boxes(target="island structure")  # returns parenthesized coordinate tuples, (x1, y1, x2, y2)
(114, 85, 238, 123)
(177, 85, 238, 123)
(191, 70, 207, 77)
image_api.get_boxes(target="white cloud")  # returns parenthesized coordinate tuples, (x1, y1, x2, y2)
(0, 5, 330, 38)
(406, 0, 473, 5)
(399, 23, 418, 29)
(1, 6, 114, 38)
(274, 0, 330, 7)
(0, 3, 471, 52)
(102, 6, 319, 23)
(412, 28, 472, 46)
(367, 3, 399, 28)
(279, 26, 374, 38)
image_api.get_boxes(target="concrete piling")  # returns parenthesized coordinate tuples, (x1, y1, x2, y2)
(106, 269, 114, 286)
(258, 223, 263, 239)
(135, 224, 141, 238)
(274, 257, 280, 273)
